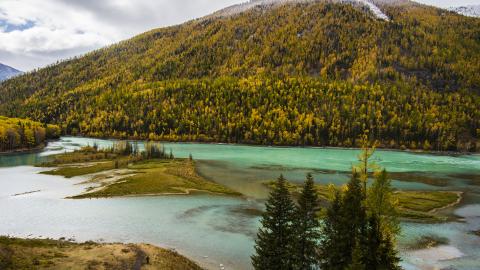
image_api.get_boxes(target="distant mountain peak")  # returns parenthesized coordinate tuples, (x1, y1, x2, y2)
(448, 5, 480, 18)
(0, 63, 22, 82)
(212, 0, 391, 20)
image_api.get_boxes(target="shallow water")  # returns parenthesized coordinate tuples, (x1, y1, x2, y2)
(1, 136, 480, 269)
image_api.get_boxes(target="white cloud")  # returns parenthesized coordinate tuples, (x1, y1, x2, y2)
(1, 0, 478, 71)
(0, 0, 245, 71)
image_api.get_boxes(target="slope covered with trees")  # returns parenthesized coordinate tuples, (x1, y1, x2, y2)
(0, 1, 479, 151)
(0, 116, 60, 152)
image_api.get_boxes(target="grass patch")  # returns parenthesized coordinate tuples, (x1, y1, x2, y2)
(38, 147, 240, 198)
(70, 159, 240, 198)
(39, 148, 134, 178)
(394, 191, 460, 213)
(406, 235, 449, 250)
(263, 181, 461, 222)
(39, 147, 118, 166)
(0, 236, 201, 270)
(42, 161, 116, 178)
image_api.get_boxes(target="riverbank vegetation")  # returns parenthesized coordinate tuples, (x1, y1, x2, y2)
(252, 142, 423, 269)
(1, 2, 479, 152)
(395, 191, 461, 222)
(263, 180, 461, 222)
(0, 236, 201, 270)
(40, 142, 239, 198)
(0, 116, 60, 153)
(406, 235, 449, 250)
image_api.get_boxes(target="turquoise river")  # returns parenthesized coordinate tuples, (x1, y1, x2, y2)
(0, 137, 479, 269)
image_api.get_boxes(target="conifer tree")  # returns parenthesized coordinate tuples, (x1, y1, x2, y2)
(341, 171, 367, 265)
(319, 145, 402, 270)
(252, 174, 296, 270)
(364, 214, 402, 270)
(346, 240, 366, 270)
(319, 190, 346, 270)
(292, 173, 320, 270)
(367, 169, 400, 241)
(320, 172, 368, 269)
(355, 134, 378, 195)
(378, 235, 402, 270)
(364, 215, 382, 269)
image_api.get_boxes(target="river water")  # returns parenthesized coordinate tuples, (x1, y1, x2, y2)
(0, 137, 479, 269)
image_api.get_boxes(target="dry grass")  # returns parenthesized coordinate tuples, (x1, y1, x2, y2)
(0, 237, 202, 270)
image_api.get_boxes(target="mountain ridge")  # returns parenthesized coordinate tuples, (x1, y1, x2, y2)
(211, 0, 391, 20)
(449, 5, 480, 18)
(0, 1, 478, 151)
(0, 63, 21, 81)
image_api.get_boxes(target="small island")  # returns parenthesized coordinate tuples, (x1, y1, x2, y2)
(0, 236, 201, 270)
(39, 142, 240, 198)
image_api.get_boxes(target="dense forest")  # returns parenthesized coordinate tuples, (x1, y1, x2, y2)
(0, 1, 479, 150)
(0, 116, 61, 152)
(11, 77, 480, 151)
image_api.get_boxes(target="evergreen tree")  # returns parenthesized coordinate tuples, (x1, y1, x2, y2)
(252, 174, 296, 270)
(292, 173, 320, 270)
(319, 190, 346, 270)
(366, 169, 400, 241)
(341, 171, 367, 266)
(346, 240, 366, 270)
(378, 235, 402, 270)
(364, 214, 402, 270)
(319, 147, 402, 270)
(364, 215, 382, 269)
(320, 171, 368, 270)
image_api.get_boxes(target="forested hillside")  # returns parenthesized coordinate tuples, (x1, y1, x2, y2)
(0, 1, 479, 151)
(0, 116, 60, 152)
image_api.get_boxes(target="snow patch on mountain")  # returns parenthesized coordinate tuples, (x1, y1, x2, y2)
(357, 0, 389, 20)
(212, 0, 390, 21)
(448, 5, 480, 18)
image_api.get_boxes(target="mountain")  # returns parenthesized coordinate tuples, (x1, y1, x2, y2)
(0, 0, 479, 151)
(212, 0, 390, 20)
(449, 5, 480, 18)
(0, 63, 21, 81)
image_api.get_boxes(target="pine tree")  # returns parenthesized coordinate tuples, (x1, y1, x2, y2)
(378, 235, 401, 270)
(292, 173, 320, 270)
(318, 146, 402, 270)
(366, 169, 400, 241)
(364, 215, 382, 269)
(346, 240, 366, 270)
(252, 174, 296, 270)
(341, 171, 367, 266)
(320, 171, 368, 270)
(319, 190, 346, 270)
(364, 214, 402, 270)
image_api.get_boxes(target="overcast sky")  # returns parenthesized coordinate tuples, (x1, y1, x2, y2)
(0, 0, 478, 71)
